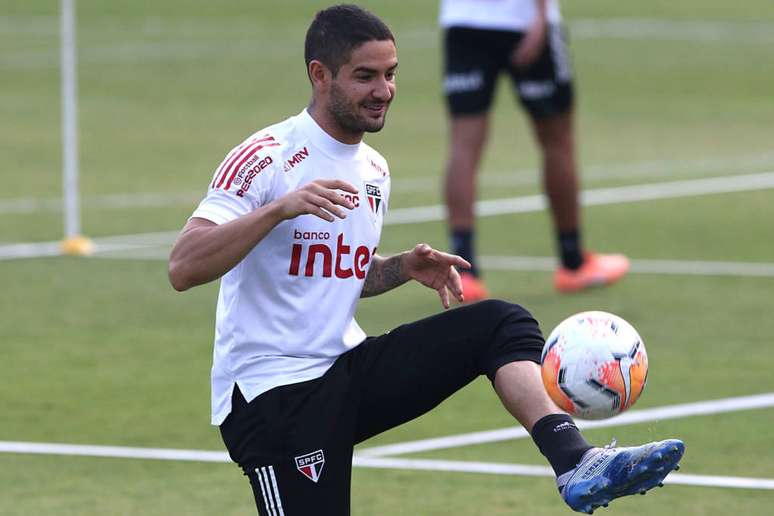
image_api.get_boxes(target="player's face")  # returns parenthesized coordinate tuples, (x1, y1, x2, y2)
(328, 39, 397, 138)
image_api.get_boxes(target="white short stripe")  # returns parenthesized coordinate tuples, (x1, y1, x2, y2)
(255, 467, 274, 516)
(260, 467, 279, 516)
(267, 465, 286, 516)
(550, 24, 572, 82)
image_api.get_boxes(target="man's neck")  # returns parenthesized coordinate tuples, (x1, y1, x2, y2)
(307, 103, 363, 145)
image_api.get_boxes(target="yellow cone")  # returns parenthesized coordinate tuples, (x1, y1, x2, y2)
(60, 235, 95, 256)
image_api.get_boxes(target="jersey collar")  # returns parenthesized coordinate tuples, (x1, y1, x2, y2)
(298, 109, 363, 161)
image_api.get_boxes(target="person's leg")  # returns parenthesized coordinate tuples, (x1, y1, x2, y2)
(514, 23, 630, 292)
(493, 359, 563, 432)
(493, 359, 596, 477)
(445, 114, 489, 233)
(529, 110, 583, 270)
(220, 373, 359, 515)
(445, 113, 489, 282)
(352, 299, 591, 477)
(352, 300, 546, 442)
(442, 28, 502, 294)
(530, 108, 631, 293)
(352, 300, 683, 514)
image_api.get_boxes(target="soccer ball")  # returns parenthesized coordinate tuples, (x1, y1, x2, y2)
(540, 311, 648, 420)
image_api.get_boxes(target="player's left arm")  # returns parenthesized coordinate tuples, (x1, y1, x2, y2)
(361, 243, 470, 308)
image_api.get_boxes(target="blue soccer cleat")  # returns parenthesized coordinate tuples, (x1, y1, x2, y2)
(557, 439, 685, 514)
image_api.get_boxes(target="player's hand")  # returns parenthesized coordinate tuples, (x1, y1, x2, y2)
(275, 179, 358, 222)
(403, 243, 471, 309)
(511, 16, 547, 69)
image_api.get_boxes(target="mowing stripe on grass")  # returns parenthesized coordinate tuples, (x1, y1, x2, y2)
(3, 18, 773, 70)
(355, 393, 774, 458)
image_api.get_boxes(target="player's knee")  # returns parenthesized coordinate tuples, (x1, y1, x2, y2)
(471, 300, 545, 378)
(471, 299, 535, 327)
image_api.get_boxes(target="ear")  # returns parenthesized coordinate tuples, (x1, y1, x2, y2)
(308, 60, 331, 91)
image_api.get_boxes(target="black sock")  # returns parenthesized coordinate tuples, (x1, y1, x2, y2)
(451, 229, 479, 277)
(557, 229, 583, 270)
(531, 414, 593, 477)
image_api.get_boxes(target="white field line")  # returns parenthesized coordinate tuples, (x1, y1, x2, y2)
(4, 153, 774, 215)
(2, 171, 774, 261)
(0, 441, 229, 463)
(352, 457, 774, 490)
(0, 441, 769, 491)
(3, 392, 774, 492)
(0, 443, 767, 492)
(384, 171, 774, 224)
(0, 241, 64, 260)
(355, 393, 774, 458)
(3, 18, 774, 70)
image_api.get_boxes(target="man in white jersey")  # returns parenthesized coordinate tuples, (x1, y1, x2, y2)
(169, 5, 683, 515)
(440, 0, 630, 297)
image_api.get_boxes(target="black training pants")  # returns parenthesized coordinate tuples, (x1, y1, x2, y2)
(219, 300, 544, 515)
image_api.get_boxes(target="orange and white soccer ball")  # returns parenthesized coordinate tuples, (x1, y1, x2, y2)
(540, 311, 649, 420)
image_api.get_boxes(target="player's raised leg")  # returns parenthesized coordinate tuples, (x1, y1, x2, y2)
(353, 299, 683, 514)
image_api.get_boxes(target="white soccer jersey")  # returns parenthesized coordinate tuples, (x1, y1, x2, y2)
(439, 0, 562, 31)
(191, 109, 391, 425)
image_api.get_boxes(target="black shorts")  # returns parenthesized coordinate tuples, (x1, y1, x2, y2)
(219, 300, 544, 515)
(443, 26, 574, 118)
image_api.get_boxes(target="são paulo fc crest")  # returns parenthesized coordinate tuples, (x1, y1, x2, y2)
(295, 449, 325, 483)
(365, 184, 382, 214)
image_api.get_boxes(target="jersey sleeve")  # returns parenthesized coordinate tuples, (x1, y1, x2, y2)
(191, 136, 282, 225)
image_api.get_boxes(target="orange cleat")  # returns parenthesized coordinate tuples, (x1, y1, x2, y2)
(554, 252, 630, 293)
(460, 272, 490, 302)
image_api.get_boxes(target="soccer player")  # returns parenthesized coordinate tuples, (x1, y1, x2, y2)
(169, 5, 683, 515)
(440, 0, 630, 297)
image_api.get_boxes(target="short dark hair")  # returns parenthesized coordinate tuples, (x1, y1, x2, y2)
(304, 4, 394, 77)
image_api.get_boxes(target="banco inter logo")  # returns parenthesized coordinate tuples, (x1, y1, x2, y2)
(295, 449, 325, 483)
(288, 231, 374, 279)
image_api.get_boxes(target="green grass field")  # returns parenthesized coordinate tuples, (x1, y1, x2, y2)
(2, 0, 774, 514)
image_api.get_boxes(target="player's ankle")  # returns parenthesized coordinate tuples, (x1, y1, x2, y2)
(530, 414, 593, 477)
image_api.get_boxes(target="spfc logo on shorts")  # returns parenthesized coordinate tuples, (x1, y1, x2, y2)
(295, 449, 325, 483)
(365, 184, 382, 214)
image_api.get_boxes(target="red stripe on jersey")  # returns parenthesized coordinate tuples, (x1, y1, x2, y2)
(212, 136, 276, 189)
(223, 142, 281, 191)
(211, 144, 245, 188)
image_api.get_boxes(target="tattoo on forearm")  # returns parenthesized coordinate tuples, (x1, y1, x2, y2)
(361, 254, 408, 297)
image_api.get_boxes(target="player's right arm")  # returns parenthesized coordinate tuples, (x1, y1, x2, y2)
(168, 179, 357, 291)
(512, 0, 548, 68)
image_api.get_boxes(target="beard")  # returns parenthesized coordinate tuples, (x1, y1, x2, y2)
(328, 81, 390, 135)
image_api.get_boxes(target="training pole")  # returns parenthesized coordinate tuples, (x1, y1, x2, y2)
(60, 0, 92, 255)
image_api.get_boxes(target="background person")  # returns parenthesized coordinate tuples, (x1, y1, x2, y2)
(440, 0, 630, 297)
